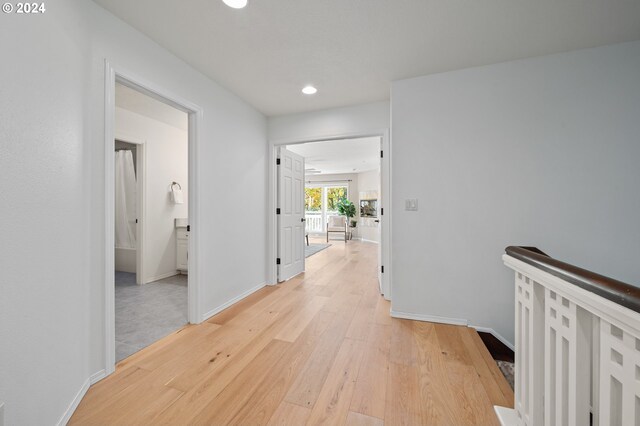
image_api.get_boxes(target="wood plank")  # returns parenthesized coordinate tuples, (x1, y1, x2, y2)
(208, 285, 279, 324)
(373, 295, 392, 325)
(70, 378, 183, 424)
(275, 295, 329, 342)
(283, 296, 358, 408)
(188, 339, 293, 425)
(434, 323, 473, 367)
(131, 321, 226, 372)
(459, 327, 511, 407)
(226, 310, 338, 425)
(426, 324, 499, 425)
(350, 323, 390, 420)
(306, 338, 366, 425)
(389, 318, 418, 366)
(164, 289, 309, 392)
(346, 411, 385, 426)
(151, 296, 320, 424)
(385, 362, 423, 425)
(412, 321, 456, 425)
(345, 303, 376, 341)
(267, 402, 311, 426)
(468, 327, 515, 406)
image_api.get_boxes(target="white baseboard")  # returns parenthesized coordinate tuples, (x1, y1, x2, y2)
(359, 238, 379, 244)
(201, 282, 266, 322)
(145, 271, 180, 284)
(390, 310, 468, 326)
(56, 378, 90, 426)
(89, 369, 107, 385)
(471, 325, 515, 351)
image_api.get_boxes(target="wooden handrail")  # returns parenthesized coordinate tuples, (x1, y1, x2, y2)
(505, 246, 640, 314)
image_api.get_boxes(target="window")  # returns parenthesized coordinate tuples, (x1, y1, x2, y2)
(304, 184, 348, 233)
(305, 187, 322, 212)
(326, 186, 347, 213)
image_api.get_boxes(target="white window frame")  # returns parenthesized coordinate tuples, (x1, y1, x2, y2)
(305, 183, 349, 234)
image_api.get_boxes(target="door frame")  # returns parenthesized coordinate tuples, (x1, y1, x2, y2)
(267, 129, 392, 300)
(114, 135, 146, 285)
(104, 60, 203, 375)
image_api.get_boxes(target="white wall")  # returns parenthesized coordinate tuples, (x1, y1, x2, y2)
(0, 0, 267, 424)
(391, 40, 640, 345)
(0, 2, 91, 425)
(115, 107, 188, 282)
(269, 101, 390, 143)
(357, 169, 381, 243)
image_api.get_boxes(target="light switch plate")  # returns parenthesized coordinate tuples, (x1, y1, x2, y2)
(405, 198, 418, 211)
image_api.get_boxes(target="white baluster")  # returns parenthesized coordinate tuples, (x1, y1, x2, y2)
(544, 289, 591, 426)
(514, 273, 544, 425)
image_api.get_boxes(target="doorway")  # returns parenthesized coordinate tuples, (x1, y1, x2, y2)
(273, 135, 389, 296)
(113, 83, 190, 362)
(104, 62, 203, 375)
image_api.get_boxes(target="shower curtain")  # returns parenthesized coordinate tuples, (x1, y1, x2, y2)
(115, 150, 137, 249)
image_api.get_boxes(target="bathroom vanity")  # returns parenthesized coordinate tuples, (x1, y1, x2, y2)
(175, 218, 189, 273)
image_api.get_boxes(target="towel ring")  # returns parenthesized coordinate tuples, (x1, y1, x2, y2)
(171, 181, 182, 190)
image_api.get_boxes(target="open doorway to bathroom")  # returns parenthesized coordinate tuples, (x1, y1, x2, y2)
(113, 82, 189, 362)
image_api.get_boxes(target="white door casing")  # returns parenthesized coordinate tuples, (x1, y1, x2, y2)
(105, 61, 203, 376)
(377, 138, 383, 291)
(278, 147, 305, 281)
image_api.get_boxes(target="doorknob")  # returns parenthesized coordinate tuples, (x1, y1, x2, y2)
(374, 220, 379, 223)
(301, 218, 306, 222)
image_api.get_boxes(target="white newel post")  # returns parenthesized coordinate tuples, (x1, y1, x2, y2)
(498, 249, 640, 426)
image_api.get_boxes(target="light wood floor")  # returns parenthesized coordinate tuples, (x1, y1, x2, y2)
(71, 238, 513, 425)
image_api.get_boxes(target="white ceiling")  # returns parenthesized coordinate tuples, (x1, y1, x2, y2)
(96, 0, 640, 117)
(115, 83, 188, 130)
(287, 137, 380, 175)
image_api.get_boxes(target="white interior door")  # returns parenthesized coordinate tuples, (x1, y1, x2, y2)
(278, 147, 305, 282)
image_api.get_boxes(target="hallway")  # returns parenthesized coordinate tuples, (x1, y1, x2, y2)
(71, 239, 512, 425)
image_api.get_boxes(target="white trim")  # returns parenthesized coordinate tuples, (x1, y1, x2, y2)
(360, 238, 379, 244)
(104, 61, 116, 375)
(56, 378, 90, 426)
(268, 129, 392, 301)
(390, 310, 469, 326)
(471, 325, 515, 351)
(494, 406, 517, 426)
(104, 59, 204, 378)
(89, 369, 107, 385)
(201, 282, 266, 322)
(145, 271, 181, 284)
(114, 132, 146, 284)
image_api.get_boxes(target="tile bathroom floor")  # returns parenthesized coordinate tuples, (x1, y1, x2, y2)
(115, 272, 188, 362)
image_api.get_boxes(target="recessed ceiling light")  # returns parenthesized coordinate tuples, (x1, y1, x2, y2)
(302, 86, 317, 95)
(222, 0, 247, 9)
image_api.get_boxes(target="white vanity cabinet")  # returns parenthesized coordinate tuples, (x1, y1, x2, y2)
(176, 228, 189, 272)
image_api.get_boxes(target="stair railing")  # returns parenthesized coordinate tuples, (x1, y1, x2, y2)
(497, 246, 640, 426)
